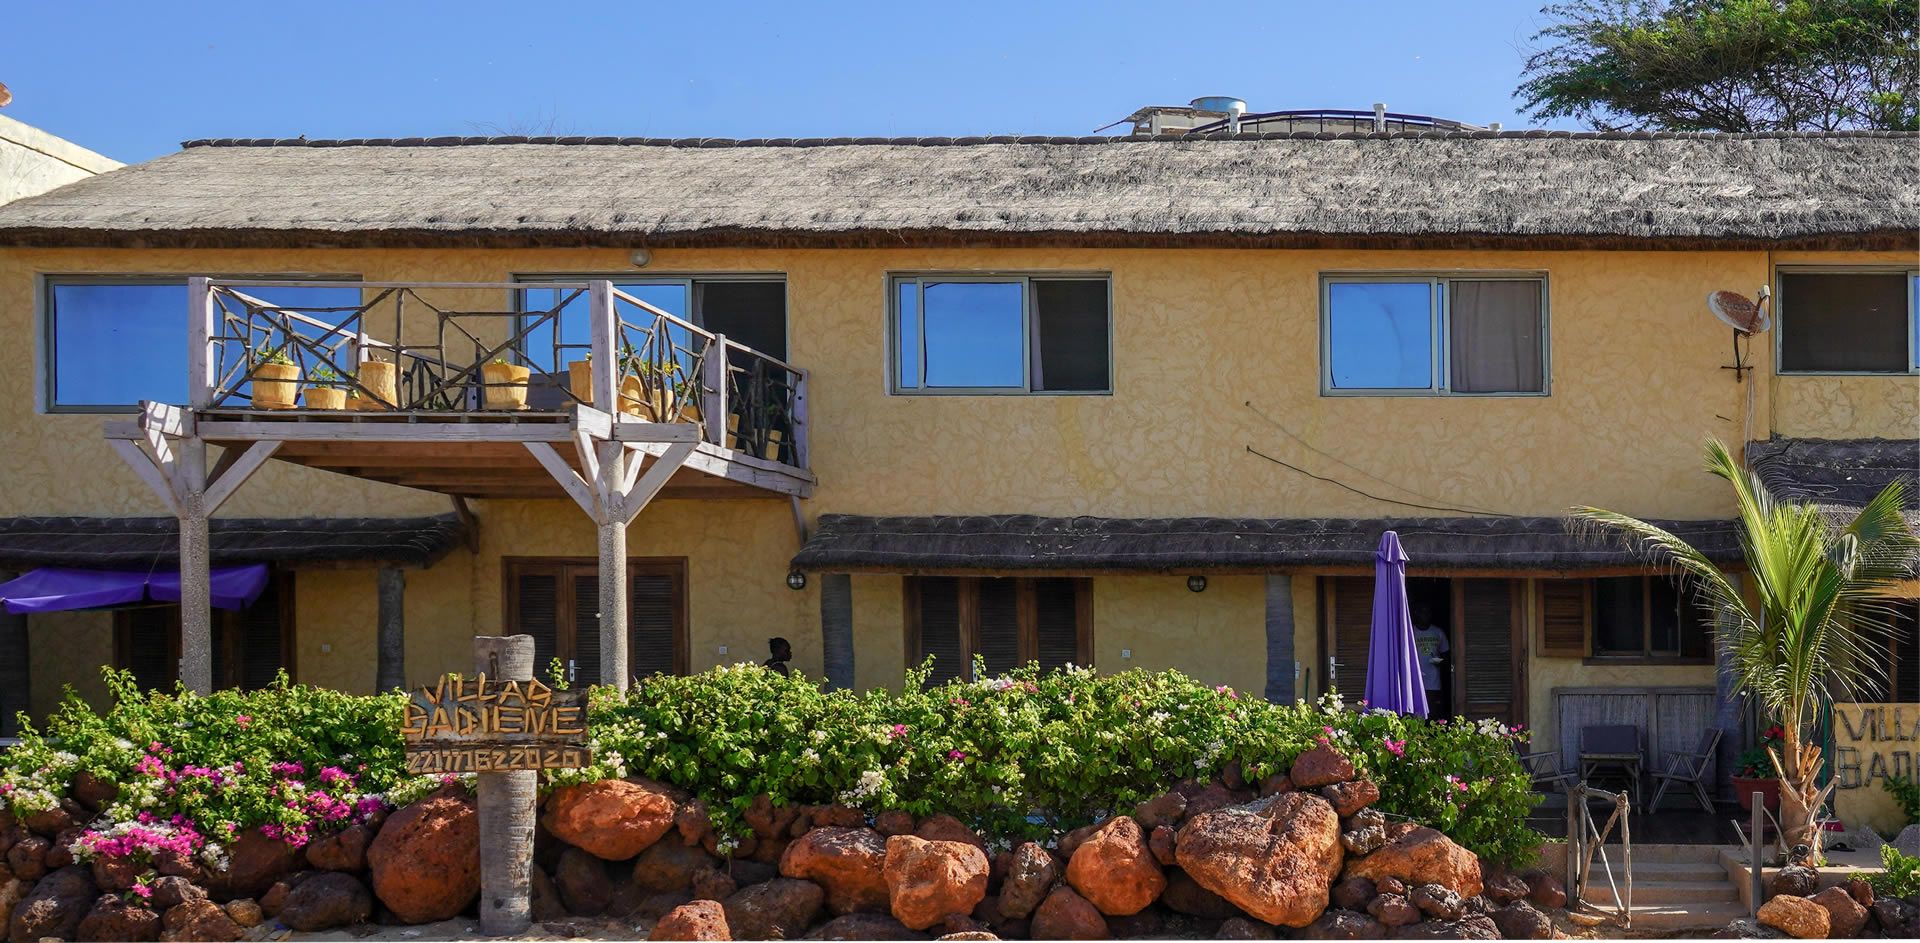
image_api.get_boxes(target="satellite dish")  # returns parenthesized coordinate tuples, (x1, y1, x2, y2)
(1708, 289, 1772, 334)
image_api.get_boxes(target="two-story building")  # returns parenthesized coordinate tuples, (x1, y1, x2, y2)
(0, 128, 1914, 790)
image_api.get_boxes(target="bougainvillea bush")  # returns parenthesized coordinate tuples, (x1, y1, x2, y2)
(3, 662, 1543, 869)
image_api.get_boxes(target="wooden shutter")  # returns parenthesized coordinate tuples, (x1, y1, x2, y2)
(511, 565, 563, 675)
(1031, 578, 1086, 670)
(1894, 602, 1920, 702)
(910, 577, 966, 684)
(1537, 579, 1591, 657)
(116, 606, 179, 692)
(1326, 577, 1374, 695)
(230, 574, 289, 690)
(570, 571, 603, 687)
(628, 565, 683, 679)
(0, 617, 26, 738)
(1456, 579, 1519, 724)
(975, 578, 1021, 677)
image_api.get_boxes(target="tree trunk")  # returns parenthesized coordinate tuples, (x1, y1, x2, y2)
(1773, 729, 1822, 861)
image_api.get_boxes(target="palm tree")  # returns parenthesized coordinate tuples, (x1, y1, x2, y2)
(1576, 439, 1916, 858)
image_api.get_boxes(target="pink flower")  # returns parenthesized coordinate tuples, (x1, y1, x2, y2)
(889, 724, 908, 740)
(234, 715, 252, 728)
(1383, 738, 1406, 758)
(946, 750, 967, 762)
(950, 697, 971, 708)
(1445, 775, 1468, 794)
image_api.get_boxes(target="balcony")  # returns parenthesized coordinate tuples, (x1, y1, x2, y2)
(101, 278, 813, 692)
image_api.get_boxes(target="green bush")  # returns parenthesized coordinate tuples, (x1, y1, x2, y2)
(5, 663, 1544, 867)
(1884, 774, 1920, 825)
(1872, 844, 1920, 899)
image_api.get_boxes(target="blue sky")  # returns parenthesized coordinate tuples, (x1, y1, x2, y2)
(5, 0, 1573, 164)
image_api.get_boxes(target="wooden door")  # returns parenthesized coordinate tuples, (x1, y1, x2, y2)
(1322, 576, 1374, 697)
(1452, 578, 1525, 726)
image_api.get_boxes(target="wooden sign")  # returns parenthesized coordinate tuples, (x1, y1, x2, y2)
(1832, 702, 1918, 834)
(401, 673, 591, 774)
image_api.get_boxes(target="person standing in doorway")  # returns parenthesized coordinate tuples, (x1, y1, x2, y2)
(763, 637, 793, 676)
(1411, 605, 1449, 718)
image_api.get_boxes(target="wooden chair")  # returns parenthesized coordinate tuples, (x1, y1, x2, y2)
(1578, 724, 1645, 805)
(1649, 728, 1724, 813)
(1519, 747, 1578, 793)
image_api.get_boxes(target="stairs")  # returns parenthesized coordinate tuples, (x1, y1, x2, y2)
(1573, 843, 1748, 932)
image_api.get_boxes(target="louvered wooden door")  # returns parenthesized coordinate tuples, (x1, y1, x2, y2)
(1323, 577, 1374, 697)
(115, 573, 292, 692)
(505, 559, 687, 686)
(1452, 579, 1524, 726)
(906, 576, 1091, 684)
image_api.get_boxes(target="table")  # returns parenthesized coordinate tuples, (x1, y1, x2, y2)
(1580, 751, 1643, 806)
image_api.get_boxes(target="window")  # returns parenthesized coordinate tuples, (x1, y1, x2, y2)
(904, 576, 1091, 683)
(1856, 600, 1920, 703)
(1322, 275, 1547, 394)
(1536, 576, 1711, 661)
(503, 558, 687, 685)
(1777, 269, 1920, 374)
(43, 277, 363, 412)
(515, 276, 788, 369)
(892, 275, 1111, 393)
(113, 573, 295, 692)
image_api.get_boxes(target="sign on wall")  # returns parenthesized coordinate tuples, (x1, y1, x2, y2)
(400, 674, 591, 773)
(1832, 702, 1918, 835)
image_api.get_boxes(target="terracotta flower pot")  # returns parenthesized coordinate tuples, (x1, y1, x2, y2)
(355, 361, 398, 410)
(481, 362, 530, 410)
(568, 360, 593, 403)
(303, 387, 347, 410)
(250, 362, 300, 410)
(1732, 775, 1781, 814)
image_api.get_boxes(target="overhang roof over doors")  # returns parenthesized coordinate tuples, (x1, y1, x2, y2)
(790, 514, 1746, 573)
(0, 515, 468, 569)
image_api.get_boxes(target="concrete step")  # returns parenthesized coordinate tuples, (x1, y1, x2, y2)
(1581, 880, 1741, 908)
(1618, 899, 1751, 933)
(1620, 860, 1732, 882)
(1615, 842, 1730, 863)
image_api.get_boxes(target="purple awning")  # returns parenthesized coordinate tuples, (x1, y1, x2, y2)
(0, 565, 270, 615)
(1362, 531, 1429, 717)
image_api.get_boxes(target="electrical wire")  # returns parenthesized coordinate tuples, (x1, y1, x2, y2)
(1241, 400, 1510, 517)
(1245, 445, 1512, 518)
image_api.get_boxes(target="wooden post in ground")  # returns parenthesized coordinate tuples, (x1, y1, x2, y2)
(473, 635, 536, 936)
(176, 437, 213, 694)
(376, 567, 406, 691)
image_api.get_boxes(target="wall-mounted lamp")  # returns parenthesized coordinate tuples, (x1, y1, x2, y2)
(1187, 575, 1208, 593)
(786, 570, 808, 591)
(630, 248, 653, 268)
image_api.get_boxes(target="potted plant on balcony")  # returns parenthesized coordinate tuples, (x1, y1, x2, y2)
(571, 346, 652, 418)
(1731, 724, 1785, 814)
(250, 348, 300, 410)
(355, 357, 398, 410)
(481, 357, 530, 410)
(303, 365, 347, 410)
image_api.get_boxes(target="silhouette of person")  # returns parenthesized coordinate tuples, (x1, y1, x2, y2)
(763, 636, 792, 676)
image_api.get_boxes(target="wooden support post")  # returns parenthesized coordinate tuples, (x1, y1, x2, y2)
(791, 369, 810, 468)
(376, 567, 405, 692)
(188, 277, 216, 408)
(1749, 796, 1763, 915)
(820, 573, 853, 689)
(595, 440, 630, 690)
(472, 635, 536, 936)
(177, 437, 213, 694)
(702, 334, 729, 446)
(589, 280, 617, 414)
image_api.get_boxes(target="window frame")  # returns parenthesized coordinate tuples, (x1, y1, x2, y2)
(510, 272, 790, 357)
(887, 272, 1114, 396)
(1581, 575, 1713, 666)
(38, 273, 362, 415)
(1318, 272, 1551, 397)
(902, 575, 1094, 678)
(499, 556, 690, 683)
(1772, 265, 1920, 376)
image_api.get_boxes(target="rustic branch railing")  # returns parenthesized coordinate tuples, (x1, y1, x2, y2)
(190, 278, 808, 467)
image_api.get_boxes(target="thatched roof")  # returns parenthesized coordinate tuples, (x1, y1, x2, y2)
(1747, 438, 1920, 520)
(0, 516, 467, 569)
(0, 131, 1912, 249)
(789, 514, 1745, 573)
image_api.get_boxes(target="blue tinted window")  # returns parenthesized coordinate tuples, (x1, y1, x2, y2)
(920, 282, 1025, 388)
(1327, 281, 1434, 389)
(49, 280, 360, 409)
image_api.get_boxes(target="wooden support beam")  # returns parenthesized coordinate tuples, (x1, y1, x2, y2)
(193, 421, 583, 443)
(594, 440, 630, 691)
(176, 438, 213, 694)
(202, 441, 281, 514)
(188, 277, 215, 409)
(702, 334, 728, 446)
(621, 442, 695, 526)
(524, 443, 597, 516)
(107, 439, 183, 515)
(137, 401, 194, 438)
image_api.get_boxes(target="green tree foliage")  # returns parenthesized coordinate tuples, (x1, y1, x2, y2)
(1519, 0, 1920, 130)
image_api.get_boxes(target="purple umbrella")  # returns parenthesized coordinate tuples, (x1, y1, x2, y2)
(1362, 531, 1428, 716)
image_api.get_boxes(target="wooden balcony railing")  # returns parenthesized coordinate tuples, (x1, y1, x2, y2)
(190, 278, 808, 467)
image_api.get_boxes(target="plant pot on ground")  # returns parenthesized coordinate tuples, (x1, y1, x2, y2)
(481, 360, 530, 410)
(1731, 775, 1781, 814)
(250, 354, 300, 410)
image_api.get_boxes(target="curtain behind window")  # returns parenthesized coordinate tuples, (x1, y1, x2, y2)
(1448, 281, 1543, 393)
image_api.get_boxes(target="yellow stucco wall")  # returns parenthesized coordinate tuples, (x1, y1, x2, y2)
(2, 245, 1913, 709)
